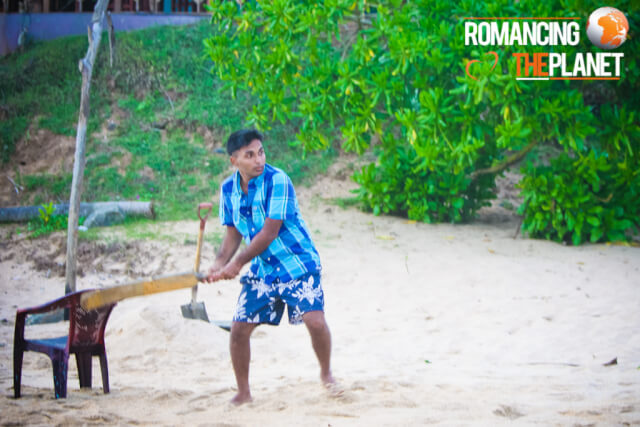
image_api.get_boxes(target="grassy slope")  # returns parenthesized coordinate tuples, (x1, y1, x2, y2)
(0, 21, 334, 220)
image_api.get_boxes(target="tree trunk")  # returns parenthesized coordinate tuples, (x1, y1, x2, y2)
(66, 0, 111, 295)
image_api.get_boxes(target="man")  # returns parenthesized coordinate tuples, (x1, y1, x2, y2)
(206, 129, 337, 405)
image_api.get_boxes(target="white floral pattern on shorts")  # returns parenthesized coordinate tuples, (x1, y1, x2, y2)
(233, 271, 324, 325)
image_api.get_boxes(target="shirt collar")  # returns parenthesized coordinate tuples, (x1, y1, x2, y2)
(232, 164, 269, 197)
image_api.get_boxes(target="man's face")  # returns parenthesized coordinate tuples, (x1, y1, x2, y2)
(230, 138, 266, 181)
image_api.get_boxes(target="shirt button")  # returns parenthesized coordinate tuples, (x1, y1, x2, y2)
(267, 257, 271, 261)
(251, 227, 255, 232)
(276, 267, 280, 271)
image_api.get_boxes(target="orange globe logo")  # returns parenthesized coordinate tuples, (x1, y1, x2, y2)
(586, 7, 629, 49)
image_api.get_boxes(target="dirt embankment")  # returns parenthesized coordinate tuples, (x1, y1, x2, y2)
(0, 232, 178, 280)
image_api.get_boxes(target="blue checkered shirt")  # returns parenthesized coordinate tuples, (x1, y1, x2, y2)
(219, 163, 321, 284)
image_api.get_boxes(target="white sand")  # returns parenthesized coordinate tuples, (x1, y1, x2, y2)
(1, 178, 639, 426)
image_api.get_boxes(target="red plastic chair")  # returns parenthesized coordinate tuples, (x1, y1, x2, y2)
(13, 290, 117, 399)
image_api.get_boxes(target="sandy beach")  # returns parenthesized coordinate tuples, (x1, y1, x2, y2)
(1, 173, 639, 426)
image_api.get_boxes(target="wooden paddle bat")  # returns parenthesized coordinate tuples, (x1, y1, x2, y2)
(80, 272, 206, 311)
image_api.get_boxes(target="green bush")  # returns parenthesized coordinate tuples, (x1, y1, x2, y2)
(354, 143, 495, 222)
(205, 0, 639, 240)
(519, 151, 639, 245)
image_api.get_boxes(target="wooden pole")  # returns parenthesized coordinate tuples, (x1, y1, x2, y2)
(106, 12, 116, 68)
(65, 0, 111, 295)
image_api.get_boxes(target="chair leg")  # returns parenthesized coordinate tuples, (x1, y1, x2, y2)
(99, 350, 110, 394)
(51, 353, 69, 399)
(76, 352, 93, 389)
(13, 348, 24, 398)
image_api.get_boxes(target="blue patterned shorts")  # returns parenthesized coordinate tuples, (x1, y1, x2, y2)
(233, 271, 324, 325)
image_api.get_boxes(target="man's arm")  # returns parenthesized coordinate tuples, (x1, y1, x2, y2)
(209, 218, 282, 281)
(206, 225, 243, 281)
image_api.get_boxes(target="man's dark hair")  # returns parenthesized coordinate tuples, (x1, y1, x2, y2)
(226, 129, 264, 155)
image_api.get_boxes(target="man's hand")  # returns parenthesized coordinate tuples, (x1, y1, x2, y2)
(204, 225, 243, 283)
(205, 264, 223, 283)
(204, 219, 282, 283)
(208, 259, 243, 282)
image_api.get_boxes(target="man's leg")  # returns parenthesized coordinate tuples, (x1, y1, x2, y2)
(302, 311, 336, 386)
(229, 321, 259, 404)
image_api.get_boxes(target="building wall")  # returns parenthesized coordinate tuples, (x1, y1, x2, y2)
(1, 13, 208, 56)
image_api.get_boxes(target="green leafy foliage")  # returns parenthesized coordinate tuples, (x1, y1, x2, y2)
(354, 143, 495, 222)
(38, 201, 55, 225)
(27, 202, 84, 238)
(27, 214, 68, 238)
(519, 152, 639, 245)
(205, 0, 639, 239)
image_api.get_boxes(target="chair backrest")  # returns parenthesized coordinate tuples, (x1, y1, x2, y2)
(67, 291, 117, 350)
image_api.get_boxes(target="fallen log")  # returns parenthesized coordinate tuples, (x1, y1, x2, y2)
(0, 201, 155, 223)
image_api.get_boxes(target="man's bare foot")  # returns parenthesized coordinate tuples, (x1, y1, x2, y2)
(321, 373, 344, 397)
(230, 392, 253, 405)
